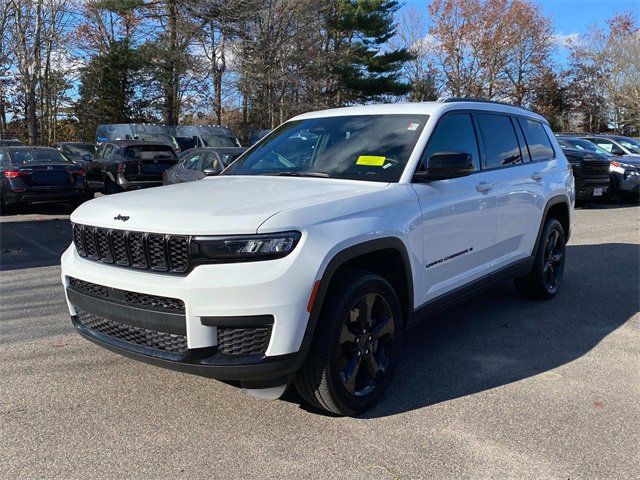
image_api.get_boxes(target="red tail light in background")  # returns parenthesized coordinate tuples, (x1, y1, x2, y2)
(68, 169, 86, 176)
(3, 170, 30, 179)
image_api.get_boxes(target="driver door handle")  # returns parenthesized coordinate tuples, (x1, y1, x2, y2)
(531, 171, 543, 181)
(476, 182, 494, 192)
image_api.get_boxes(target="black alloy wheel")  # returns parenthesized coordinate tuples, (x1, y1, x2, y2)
(337, 293, 395, 397)
(542, 228, 564, 292)
(515, 217, 566, 299)
(294, 270, 403, 416)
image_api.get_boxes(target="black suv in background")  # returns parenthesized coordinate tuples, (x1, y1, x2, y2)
(559, 134, 640, 198)
(556, 137, 610, 202)
(86, 140, 177, 194)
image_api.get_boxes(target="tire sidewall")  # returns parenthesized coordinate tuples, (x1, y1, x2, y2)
(536, 219, 566, 296)
(323, 273, 403, 415)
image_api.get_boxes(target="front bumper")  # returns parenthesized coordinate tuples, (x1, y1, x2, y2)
(610, 168, 640, 194)
(61, 239, 317, 384)
(117, 173, 163, 190)
(72, 313, 300, 387)
(575, 185, 608, 201)
(4, 187, 88, 205)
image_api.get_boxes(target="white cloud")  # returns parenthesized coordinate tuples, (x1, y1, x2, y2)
(552, 33, 580, 49)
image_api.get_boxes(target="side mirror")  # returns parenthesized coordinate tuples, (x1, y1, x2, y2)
(414, 152, 474, 182)
(203, 167, 219, 176)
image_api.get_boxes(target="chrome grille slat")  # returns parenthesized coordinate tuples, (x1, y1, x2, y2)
(72, 224, 190, 274)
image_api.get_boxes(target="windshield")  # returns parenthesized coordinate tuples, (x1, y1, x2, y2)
(124, 145, 176, 160)
(61, 143, 96, 157)
(564, 138, 612, 156)
(224, 114, 428, 182)
(9, 149, 72, 164)
(138, 133, 179, 151)
(616, 138, 640, 154)
(202, 135, 241, 148)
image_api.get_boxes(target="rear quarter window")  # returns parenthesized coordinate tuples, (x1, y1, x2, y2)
(476, 114, 522, 168)
(519, 119, 554, 161)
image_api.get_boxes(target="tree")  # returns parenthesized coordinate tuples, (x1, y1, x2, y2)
(393, 6, 440, 101)
(323, 0, 413, 104)
(428, 0, 552, 103)
(567, 12, 640, 134)
(75, 0, 146, 140)
(530, 68, 568, 131)
(7, 0, 44, 144)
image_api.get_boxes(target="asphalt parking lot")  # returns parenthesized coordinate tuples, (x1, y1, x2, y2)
(1, 201, 639, 479)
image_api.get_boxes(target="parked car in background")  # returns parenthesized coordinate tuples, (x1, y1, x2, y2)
(0, 138, 24, 147)
(0, 147, 89, 211)
(581, 134, 640, 156)
(559, 147, 610, 202)
(86, 140, 178, 194)
(558, 134, 640, 196)
(96, 124, 180, 152)
(172, 125, 242, 151)
(163, 147, 246, 185)
(53, 142, 97, 165)
(248, 129, 272, 145)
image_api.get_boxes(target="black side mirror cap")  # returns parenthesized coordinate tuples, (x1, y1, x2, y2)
(413, 152, 475, 182)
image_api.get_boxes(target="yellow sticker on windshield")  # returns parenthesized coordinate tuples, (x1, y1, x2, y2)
(356, 155, 386, 166)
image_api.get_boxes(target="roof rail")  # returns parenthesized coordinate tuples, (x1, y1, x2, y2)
(443, 97, 536, 113)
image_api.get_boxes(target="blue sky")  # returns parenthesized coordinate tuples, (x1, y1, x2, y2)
(402, 0, 640, 64)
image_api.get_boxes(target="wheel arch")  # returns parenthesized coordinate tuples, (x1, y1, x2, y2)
(534, 195, 571, 254)
(298, 237, 414, 361)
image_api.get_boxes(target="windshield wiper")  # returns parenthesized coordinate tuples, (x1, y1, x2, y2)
(269, 171, 331, 178)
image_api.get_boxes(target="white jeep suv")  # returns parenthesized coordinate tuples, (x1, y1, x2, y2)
(61, 100, 574, 415)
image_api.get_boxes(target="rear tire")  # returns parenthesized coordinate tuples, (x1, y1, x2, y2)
(294, 270, 403, 416)
(515, 217, 566, 299)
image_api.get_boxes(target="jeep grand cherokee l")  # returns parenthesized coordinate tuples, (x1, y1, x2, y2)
(61, 100, 574, 416)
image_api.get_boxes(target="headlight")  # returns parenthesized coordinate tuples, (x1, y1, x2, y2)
(191, 231, 301, 263)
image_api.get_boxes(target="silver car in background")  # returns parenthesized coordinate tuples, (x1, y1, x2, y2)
(163, 147, 247, 185)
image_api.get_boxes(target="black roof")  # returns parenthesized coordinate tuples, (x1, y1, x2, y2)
(0, 146, 58, 152)
(103, 139, 172, 147)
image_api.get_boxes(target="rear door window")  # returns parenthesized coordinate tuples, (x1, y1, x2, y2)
(476, 114, 522, 168)
(519, 119, 554, 161)
(420, 113, 480, 171)
(183, 153, 201, 170)
(200, 152, 224, 173)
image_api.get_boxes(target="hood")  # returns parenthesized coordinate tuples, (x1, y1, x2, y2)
(618, 155, 640, 165)
(71, 175, 388, 234)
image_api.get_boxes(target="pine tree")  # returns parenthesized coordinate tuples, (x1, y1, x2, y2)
(325, 0, 413, 104)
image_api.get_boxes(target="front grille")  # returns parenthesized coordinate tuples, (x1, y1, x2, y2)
(75, 309, 188, 354)
(69, 277, 108, 298)
(125, 290, 185, 312)
(583, 162, 611, 180)
(218, 326, 272, 356)
(68, 277, 185, 313)
(73, 224, 190, 273)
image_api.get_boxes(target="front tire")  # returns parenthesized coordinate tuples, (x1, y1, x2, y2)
(294, 270, 403, 416)
(515, 217, 566, 299)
